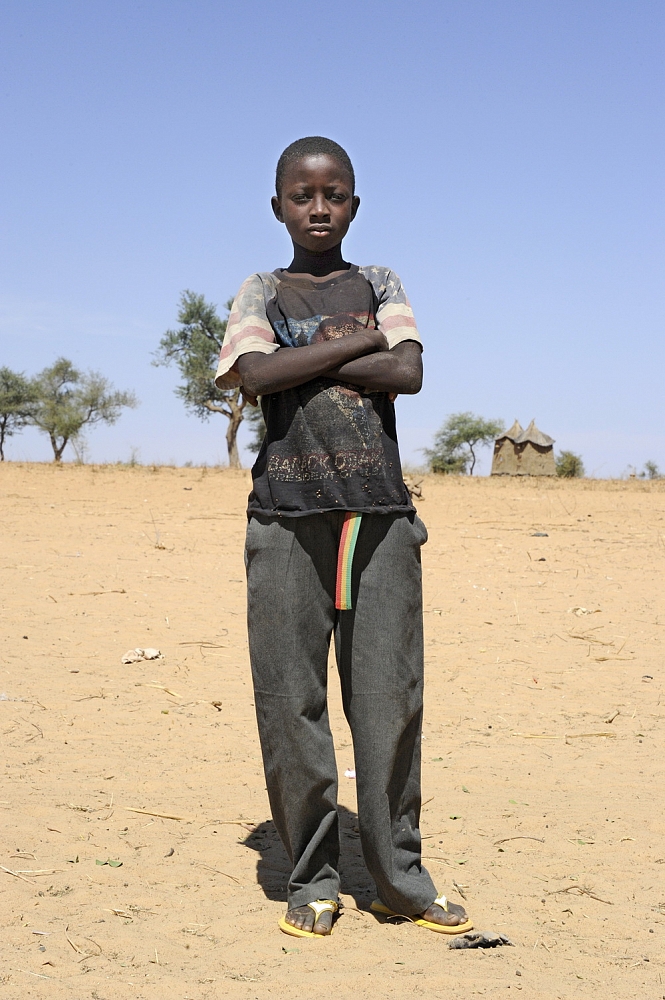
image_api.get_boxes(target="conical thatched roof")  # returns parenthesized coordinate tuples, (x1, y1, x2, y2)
(495, 419, 523, 443)
(491, 418, 556, 476)
(516, 419, 554, 448)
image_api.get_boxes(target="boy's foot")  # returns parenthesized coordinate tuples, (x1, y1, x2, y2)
(279, 899, 338, 938)
(284, 904, 334, 935)
(421, 899, 468, 927)
(370, 893, 473, 934)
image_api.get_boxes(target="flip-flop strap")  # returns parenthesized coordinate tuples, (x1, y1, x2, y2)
(433, 894, 449, 911)
(307, 899, 338, 920)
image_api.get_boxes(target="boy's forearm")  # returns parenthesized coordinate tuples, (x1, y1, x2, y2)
(326, 341, 423, 394)
(237, 331, 385, 397)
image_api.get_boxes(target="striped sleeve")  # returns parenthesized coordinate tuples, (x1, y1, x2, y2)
(359, 266, 422, 350)
(214, 274, 279, 389)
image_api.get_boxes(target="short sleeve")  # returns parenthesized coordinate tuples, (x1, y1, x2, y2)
(214, 274, 279, 389)
(359, 266, 422, 350)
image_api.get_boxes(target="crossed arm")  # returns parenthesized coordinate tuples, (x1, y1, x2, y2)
(236, 330, 423, 403)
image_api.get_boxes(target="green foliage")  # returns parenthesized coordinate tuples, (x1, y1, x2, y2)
(31, 358, 137, 462)
(425, 412, 505, 475)
(640, 460, 661, 480)
(154, 291, 248, 467)
(244, 404, 266, 453)
(555, 450, 585, 478)
(430, 452, 470, 475)
(0, 366, 38, 460)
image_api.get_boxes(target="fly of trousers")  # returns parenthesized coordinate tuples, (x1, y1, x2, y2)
(245, 509, 437, 915)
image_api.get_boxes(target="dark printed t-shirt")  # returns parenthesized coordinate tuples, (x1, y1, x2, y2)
(215, 265, 422, 517)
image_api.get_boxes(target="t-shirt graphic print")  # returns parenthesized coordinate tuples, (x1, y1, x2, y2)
(215, 265, 422, 516)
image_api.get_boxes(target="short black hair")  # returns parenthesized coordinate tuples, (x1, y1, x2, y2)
(275, 136, 355, 196)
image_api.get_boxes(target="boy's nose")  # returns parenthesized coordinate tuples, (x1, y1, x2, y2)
(309, 194, 330, 219)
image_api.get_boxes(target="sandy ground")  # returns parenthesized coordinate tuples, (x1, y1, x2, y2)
(1, 464, 664, 1000)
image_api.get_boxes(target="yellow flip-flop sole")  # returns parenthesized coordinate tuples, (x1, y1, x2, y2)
(278, 899, 338, 938)
(370, 899, 473, 935)
(278, 916, 334, 938)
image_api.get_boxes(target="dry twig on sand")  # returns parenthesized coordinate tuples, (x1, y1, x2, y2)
(547, 885, 612, 904)
(494, 836, 545, 845)
(0, 864, 35, 884)
(567, 629, 614, 646)
(197, 862, 241, 884)
(13, 869, 64, 876)
(73, 589, 126, 596)
(14, 969, 61, 982)
(207, 819, 257, 832)
(125, 807, 191, 821)
(565, 732, 616, 741)
(136, 682, 181, 698)
(452, 879, 468, 900)
(179, 635, 228, 648)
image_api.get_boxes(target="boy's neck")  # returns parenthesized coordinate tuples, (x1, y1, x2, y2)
(286, 241, 351, 278)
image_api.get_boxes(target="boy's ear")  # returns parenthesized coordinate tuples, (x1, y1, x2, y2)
(350, 195, 360, 221)
(271, 195, 284, 223)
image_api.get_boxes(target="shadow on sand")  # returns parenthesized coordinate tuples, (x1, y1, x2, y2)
(243, 805, 376, 909)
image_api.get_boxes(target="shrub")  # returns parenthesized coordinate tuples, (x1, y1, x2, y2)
(425, 412, 504, 475)
(555, 450, 585, 478)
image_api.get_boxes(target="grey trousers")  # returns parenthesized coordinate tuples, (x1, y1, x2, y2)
(245, 510, 437, 914)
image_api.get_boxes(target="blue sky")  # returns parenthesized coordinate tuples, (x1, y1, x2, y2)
(1, 0, 663, 475)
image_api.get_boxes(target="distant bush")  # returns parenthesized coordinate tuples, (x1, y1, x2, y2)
(154, 291, 251, 468)
(555, 450, 585, 478)
(640, 461, 661, 480)
(424, 412, 504, 475)
(429, 453, 469, 475)
(0, 366, 37, 460)
(31, 358, 137, 463)
(244, 404, 266, 454)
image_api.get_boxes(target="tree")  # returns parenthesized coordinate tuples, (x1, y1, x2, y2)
(555, 450, 585, 478)
(641, 460, 661, 480)
(425, 412, 504, 475)
(31, 358, 137, 462)
(0, 367, 37, 461)
(154, 291, 250, 468)
(245, 404, 266, 454)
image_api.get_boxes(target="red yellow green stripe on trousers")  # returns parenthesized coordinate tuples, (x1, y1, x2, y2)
(335, 512, 362, 610)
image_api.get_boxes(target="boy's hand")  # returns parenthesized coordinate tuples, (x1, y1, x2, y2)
(324, 340, 422, 395)
(236, 329, 386, 398)
(241, 388, 259, 407)
(357, 328, 390, 353)
(324, 329, 389, 380)
(312, 315, 389, 353)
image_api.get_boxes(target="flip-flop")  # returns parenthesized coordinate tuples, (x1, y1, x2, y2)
(278, 899, 339, 938)
(370, 894, 473, 935)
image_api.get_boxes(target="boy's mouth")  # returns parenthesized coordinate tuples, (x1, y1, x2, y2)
(307, 226, 333, 236)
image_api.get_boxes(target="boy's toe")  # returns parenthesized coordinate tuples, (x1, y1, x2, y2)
(312, 910, 333, 935)
(285, 905, 314, 932)
(284, 904, 333, 935)
(422, 900, 468, 926)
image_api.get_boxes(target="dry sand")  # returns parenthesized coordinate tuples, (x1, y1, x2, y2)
(1, 464, 664, 999)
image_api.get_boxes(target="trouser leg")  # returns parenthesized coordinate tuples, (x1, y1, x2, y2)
(335, 512, 437, 915)
(245, 512, 340, 909)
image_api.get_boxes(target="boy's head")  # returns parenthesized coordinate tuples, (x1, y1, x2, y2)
(272, 136, 359, 254)
(275, 136, 355, 197)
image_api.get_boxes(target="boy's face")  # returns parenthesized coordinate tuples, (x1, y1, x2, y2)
(272, 154, 360, 254)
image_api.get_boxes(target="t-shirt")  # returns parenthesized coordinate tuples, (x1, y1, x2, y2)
(215, 265, 422, 517)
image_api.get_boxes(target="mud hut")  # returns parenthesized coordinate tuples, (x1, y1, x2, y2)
(491, 419, 555, 476)
(491, 419, 524, 475)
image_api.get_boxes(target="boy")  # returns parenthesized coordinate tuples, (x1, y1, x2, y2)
(215, 137, 472, 938)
